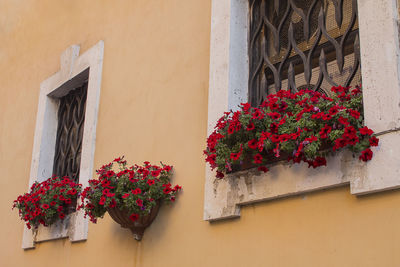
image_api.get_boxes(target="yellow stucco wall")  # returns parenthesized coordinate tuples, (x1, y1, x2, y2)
(1, 1, 400, 266)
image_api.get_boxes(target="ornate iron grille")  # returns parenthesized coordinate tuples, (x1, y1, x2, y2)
(52, 81, 88, 182)
(248, 0, 361, 106)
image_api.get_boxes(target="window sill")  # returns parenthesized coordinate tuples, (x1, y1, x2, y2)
(204, 150, 363, 221)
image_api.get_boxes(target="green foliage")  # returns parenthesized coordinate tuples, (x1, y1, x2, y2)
(204, 86, 379, 178)
(80, 159, 181, 223)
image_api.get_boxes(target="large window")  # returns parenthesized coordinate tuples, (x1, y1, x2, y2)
(248, 0, 361, 106)
(205, 0, 400, 221)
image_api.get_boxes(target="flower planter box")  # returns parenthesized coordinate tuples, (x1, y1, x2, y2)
(106, 202, 160, 241)
(205, 87, 379, 179)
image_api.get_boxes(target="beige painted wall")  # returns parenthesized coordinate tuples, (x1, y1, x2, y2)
(1, 0, 400, 266)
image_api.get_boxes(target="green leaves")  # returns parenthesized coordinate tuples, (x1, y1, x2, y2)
(81, 160, 180, 223)
(205, 86, 378, 178)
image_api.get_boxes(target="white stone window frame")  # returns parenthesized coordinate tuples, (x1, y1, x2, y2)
(204, 0, 400, 221)
(22, 41, 104, 249)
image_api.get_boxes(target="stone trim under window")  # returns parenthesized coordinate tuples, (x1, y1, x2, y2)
(204, 0, 400, 221)
(22, 41, 104, 249)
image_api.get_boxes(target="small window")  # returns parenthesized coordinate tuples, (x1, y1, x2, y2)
(23, 41, 104, 249)
(53, 81, 88, 182)
(248, 0, 362, 106)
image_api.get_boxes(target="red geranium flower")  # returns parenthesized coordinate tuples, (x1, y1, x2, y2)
(360, 126, 374, 136)
(252, 109, 264, 120)
(248, 139, 258, 150)
(109, 199, 116, 208)
(129, 213, 139, 222)
(246, 122, 255, 131)
(253, 154, 263, 164)
(131, 188, 142, 195)
(230, 152, 241, 161)
(136, 199, 143, 207)
(174, 185, 182, 191)
(338, 116, 349, 126)
(310, 157, 327, 168)
(328, 106, 339, 116)
(216, 171, 224, 179)
(163, 187, 172, 194)
(151, 170, 161, 177)
(319, 124, 332, 139)
(67, 188, 77, 195)
(347, 109, 360, 119)
(257, 166, 269, 173)
(270, 123, 279, 133)
(147, 179, 155, 186)
(99, 196, 106, 205)
(241, 103, 251, 113)
(106, 170, 115, 178)
(163, 165, 172, 172)
(267, 112, 281, 120)
(359, 148, 373, 162)
(369, 136, 379, 146)
(322, 114, 332, 121)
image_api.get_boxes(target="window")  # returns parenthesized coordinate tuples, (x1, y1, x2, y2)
(22, 41, 104, 249)
(204, 0, 400, 221)
(53, 81, 88, 182)
(248, 0, 361, 106)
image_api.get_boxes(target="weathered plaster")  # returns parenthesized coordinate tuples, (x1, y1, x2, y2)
(204, 0, 400, 221)
(22, 41, 104, 249)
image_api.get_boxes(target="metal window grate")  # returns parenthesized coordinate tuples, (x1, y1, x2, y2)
(248, 0, 361, 106)
(52, 82, 88, 182)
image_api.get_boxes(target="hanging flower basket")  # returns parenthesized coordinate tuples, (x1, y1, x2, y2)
(204, 86, 379, 178)
(106, 201, 160, 240)
(79, 157, 181, 241)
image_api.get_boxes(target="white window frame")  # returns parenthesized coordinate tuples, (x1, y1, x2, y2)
(204, 0, 400, 221)
(22, 41, 104, 249)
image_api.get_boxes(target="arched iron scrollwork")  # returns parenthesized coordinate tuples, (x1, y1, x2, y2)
(52, 82, 88, 182)
(248, 0, 361, 106)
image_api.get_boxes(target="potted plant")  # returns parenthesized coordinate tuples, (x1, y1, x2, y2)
(79, 157, 181, 240)
(204, 86, 379, 179)
(13, 176, 82, 230)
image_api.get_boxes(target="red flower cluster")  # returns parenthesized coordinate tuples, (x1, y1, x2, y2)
(13, 176, 81, 229)
(79, 157, 181, 223)
(204, 86, 379, 178)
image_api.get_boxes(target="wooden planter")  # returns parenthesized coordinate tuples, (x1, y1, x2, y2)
(107, 202, 161, 241)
